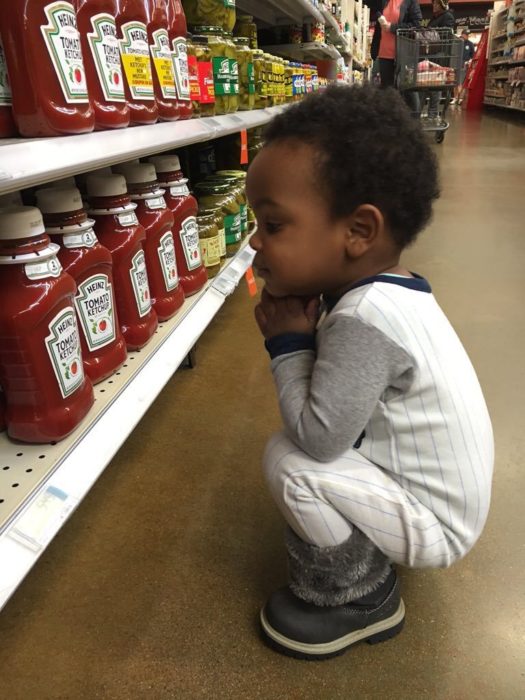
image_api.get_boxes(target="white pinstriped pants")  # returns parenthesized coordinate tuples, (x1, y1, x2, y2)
(263, 432, 464, 569)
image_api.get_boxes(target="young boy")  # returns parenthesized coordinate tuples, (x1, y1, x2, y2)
(247, 85, 494, 660)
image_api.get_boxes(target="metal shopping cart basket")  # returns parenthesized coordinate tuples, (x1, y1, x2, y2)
(396, 28, 463, 143)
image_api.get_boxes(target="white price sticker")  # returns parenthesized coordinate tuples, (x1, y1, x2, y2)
(9, 486, 77, 552)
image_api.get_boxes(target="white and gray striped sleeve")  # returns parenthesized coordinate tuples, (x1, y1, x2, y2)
(266, 315, 414, 462)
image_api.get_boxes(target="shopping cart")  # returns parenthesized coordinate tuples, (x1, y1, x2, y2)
(396, 28, 463, 143)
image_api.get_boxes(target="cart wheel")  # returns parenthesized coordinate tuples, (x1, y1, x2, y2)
(435, 131, 445, 144)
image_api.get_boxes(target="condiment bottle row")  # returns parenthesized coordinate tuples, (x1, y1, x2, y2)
(0, 155, 250, 444)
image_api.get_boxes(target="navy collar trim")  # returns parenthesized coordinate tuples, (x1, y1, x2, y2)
(324, 273, 432, 312)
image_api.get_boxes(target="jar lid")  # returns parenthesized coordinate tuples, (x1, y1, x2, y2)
(112, 159, 141, 175)
(196, 212, 215, 223)
(122, 163, 157, 186)
(191, 25, 222, 34)
(233, 37, 250, 45)
(215, 170, 247, 179)
(87, 174, 128, 197)
(36, 187, 84, 214)
(236, 14, 254, 21)
(195, 181, 230, 194)
(0, 206, 46, 240)
(192, 35, 209, 45)
(252, 49, 264, 56)
(148, 154, 181, 175)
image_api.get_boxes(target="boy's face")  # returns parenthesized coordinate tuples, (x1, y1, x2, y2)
(246, 141, 349, 298)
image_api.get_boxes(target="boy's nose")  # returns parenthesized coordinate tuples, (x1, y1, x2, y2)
(249, 226, 261, 251)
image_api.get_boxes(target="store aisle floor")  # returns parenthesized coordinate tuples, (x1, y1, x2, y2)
(1, 111, 524, 700)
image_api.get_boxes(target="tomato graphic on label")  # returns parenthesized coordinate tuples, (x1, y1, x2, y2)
(144, 290, 149, 300)
(114, 72, 120, 85)
(99, 320, 107, 331)
(71, 360, 79, 375)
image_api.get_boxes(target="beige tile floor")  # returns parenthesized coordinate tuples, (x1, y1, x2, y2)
(0, 110, 524, 699)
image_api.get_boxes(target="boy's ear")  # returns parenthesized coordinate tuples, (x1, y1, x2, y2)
(344, 205, 384, 258)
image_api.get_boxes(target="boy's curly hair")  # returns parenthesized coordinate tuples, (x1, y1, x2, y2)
(263, 85, 440, 248)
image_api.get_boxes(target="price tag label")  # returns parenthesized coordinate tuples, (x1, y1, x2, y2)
(240, 129, 249, 165)
(245, 266, 258, 297)
(9, 486, 77, 552)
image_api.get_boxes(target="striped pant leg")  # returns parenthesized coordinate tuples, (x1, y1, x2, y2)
(263, 432, 457, 568)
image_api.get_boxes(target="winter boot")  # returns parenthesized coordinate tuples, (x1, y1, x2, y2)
(260, 527, 405, 660)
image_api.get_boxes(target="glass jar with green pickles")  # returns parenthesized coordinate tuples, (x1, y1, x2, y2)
(211, 171, 248, 237)
(196, 212, 221, 278)
(263, 53, 274, 107)
(215, 170, 254, 232)
(199, 206, 226, 262)
(192, 26, 230, 115)
(252, 50, 267, 109)
(223, 32, 239, 113)
(233, 37, 254, 111)
(188, 35, 216, 117)
(183, 0, 236, 32)
(234, 14, 257, 50)
(195, 181, 241, 256)
(284, 60, 293, 103)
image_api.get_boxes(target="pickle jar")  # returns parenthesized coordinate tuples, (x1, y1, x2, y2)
(263, 54, 274, 107)
(252, 50, 267, 109)
(233, 37, 255, 111)
(195, 181, 241, 256)
(285, 60, 294, 102)
(192, 26, 230, 115)
(196, 213, 221, 278)
(234, 14, 257, 50)
(189, 35, 217, 117)
(223, 32, 239, 113)
(213, 171, 249, 236)
(199, 206, 226, 262)
(183, 0, 236, 32)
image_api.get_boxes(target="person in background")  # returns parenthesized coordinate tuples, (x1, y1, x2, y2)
(453, 29, 476, 105)
(370, 0, 422, 89)
(424, 0, 455, 122)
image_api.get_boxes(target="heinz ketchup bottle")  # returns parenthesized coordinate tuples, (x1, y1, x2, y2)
(0, 206, 94, 443)
(121, 163, 185, 319)
(0, 1, 95, 137)
(75, 0, 130, 129)
(115, 0, 158, 125)
(87, 174, 158, 349)
(148, 154, 207, 296)
(166, 0, 192, 119)
(36, 187, 128, 383)
(147, 0, 180, 121)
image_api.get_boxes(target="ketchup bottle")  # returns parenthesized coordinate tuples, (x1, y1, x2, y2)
(0, 1, 95, 137)
(115, 0, 158, 125)
(147, 0, 180, 121)
(121, 163, 185, 319)
(0, 206, 95, 443)
(87, 174, 158, 349)
(76, 0, 130, 129)
(36, 187, 128, 383)
(148, 154, 207, 296)
(0, 386, 5, 433)
(166, 0, 192, 119)
(0, 27, 17, 137)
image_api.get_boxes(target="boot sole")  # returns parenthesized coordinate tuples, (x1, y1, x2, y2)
(260, 598, 405, 661)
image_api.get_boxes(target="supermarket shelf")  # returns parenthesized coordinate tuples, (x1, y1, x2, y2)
(320, 5, 351, 55)
(483, 100, 525, 113)
(262, 42, 342, 61)
(0, 240, 257, 612)
(0, 107, 285, 196)
(236, 0, 324, 26)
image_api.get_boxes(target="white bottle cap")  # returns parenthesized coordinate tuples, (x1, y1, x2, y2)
(148, 155, 181, 174)
(0, 206, 46, 240)
(36, 187, 84, 214)
(112, 159, 141, 175)
(86, 174, 128, 198)
(122, 163, 157, 185)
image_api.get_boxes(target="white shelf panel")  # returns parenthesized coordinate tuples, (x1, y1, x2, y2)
(237, 0, 324, 25)
(0, 107, 285, 196)
(0, 241, 256, 611)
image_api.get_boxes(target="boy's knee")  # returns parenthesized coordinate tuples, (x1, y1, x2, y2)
(262, 432, 301, 495)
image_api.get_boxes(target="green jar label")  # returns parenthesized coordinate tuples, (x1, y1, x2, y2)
(224, 0, 235, 7)
(224, 213, 241, 244)
(230, 59, 239, 94)
(247, 62, 255, 94)
(212, 56, 231, 95)
(240, 204, 247, 233)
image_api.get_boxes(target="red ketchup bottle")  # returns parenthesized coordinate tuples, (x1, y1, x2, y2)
(75, 0, 130, 129)
(0, 21, 17, 137)
(115, 0, 158, 125)
(0, 1, 95, 137)
(0, 386, 6, 432)
(148, 154, 207, 296)
(36, 186, 128, 384)
(0, 206, 95, 443)
(121, 163, 185, 319)
(147, 0, 180, 121)
(166, 0, 192, 120)
(87, 174, 158, 349)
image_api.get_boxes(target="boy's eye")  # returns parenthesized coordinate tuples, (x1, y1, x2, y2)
(265, 222, 282, 234)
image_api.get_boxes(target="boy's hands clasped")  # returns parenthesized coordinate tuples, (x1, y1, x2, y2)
(255, 289, 320, 340)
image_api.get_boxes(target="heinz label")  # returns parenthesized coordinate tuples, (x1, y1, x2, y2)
(75, 274, 116, 351)
(45, 307, 85, 398)
(179, 216, 202, 271)
(129, 250, 152, 317)
(119, 21, 154, 100)
(157, 232, 179, 292)
(87, 13, 125, 102)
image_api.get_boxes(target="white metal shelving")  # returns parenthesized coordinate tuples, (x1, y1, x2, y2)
(0, 241, 256, 611)
(0, 107, 285, 196)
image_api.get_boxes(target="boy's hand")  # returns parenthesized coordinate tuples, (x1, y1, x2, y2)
(254, 289, 320, 340)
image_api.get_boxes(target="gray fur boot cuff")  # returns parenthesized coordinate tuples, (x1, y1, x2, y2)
(285, 526, 392, 607)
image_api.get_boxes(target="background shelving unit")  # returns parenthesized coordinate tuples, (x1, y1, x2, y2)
(484, 1, 525, 111)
